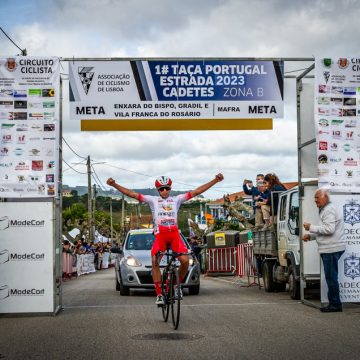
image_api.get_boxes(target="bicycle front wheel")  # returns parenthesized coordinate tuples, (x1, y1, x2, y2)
(170, 269, 181, 330)
(161, 269, 170, 322)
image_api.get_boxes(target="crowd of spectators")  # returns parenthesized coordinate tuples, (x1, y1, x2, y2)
(243, 172, 286, 231)
(62, 237, 117, 275)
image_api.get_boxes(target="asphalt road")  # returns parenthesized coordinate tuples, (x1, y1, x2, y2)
(1, 268, 360, 360)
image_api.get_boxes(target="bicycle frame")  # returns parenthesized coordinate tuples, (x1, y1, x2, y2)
(156, 250, 192, 330)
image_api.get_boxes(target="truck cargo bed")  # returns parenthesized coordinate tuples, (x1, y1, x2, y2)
(252, 230, 278, 256)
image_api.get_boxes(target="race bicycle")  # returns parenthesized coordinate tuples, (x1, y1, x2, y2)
(156, 250, 193, 330)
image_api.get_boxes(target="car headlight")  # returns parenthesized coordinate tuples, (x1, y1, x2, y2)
(126, 256, 142, 267)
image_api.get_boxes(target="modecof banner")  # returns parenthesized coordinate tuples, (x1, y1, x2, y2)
(321, 194, 360, 303)
(0, 56, 60, 198)
(0, 202, 54, 314)
(69, 59, 284, 130)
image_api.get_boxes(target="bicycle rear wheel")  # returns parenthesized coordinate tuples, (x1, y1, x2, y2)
(170, 269, 181, 330)
(161, 269, 170, 322)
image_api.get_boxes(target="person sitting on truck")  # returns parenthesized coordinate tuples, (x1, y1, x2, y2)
(253, 181, 271, 230)
(262, 173, 286, 229)
(243, 174, 265, 229)
(303, 188, 346, 313)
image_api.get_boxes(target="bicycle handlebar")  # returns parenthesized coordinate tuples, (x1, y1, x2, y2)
(155, 250, 194, 266)
(158, 250, 193, 257)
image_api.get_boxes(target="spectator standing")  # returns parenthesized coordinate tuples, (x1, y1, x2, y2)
(189, 237, 197, 251)
(62, 240, 73, 254)
(254, 180, 270, 230)
(96, 247, 103, 270)
(84, 240, 92, 252)
(243, 174, 265, 229)
(189, 236, 201, 261)
(62, 240, 75, 279)
(262, 173, 286, 229)
(303, 188, 346, 312)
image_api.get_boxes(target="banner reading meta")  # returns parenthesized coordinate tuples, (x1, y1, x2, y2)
(315, 57, 360, 193)
(69, 60, 284, 124)
(0, 56, 60, 198)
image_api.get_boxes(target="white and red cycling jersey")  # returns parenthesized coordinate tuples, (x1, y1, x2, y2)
(137, 192, 192, 234)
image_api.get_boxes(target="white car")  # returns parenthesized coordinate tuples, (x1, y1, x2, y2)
(111, 229, 200, 296)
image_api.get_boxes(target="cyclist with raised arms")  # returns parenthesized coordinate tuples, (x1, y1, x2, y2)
(106, 173, 224, 305)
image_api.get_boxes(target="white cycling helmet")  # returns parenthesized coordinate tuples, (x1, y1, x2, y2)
(155, 176, 172, 189)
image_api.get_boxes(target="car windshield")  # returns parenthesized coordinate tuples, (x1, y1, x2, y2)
(125, 232, 190, 251)
(126, 234, 154, 250)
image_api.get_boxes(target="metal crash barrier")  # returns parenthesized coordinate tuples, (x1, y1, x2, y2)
(206, 247, 238, 274)
(205, 244, 261, 288)
(62, 253, 77, 279)
(62, 252, 116, 279)
(236, 244, 261, 288)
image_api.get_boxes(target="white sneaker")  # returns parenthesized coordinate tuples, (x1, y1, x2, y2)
(155, 295, 164, 306)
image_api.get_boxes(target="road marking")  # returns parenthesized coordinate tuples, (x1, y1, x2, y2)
(184, 302, 299, 307)
(64, 302, 299, 309)
(204, 277, 259, 285)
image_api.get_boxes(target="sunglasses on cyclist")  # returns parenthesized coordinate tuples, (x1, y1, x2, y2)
(158, 186, 171, 192)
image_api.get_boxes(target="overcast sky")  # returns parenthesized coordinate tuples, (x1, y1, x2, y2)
(0, 0, 358, 199)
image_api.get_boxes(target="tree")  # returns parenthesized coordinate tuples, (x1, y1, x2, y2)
(62, 203, 89, 243)
(70, 189, 78, 197)
(63, 203, 87, 225)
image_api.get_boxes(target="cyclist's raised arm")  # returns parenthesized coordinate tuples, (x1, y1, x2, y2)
(106, 178, 140, 200)
(189, 173, 224, 198)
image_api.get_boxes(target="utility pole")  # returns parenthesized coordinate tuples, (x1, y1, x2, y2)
(121, 193, 125, 238)
(87, 155, 92, 241)
(93, 183, 97, 241)
(110, 198, 113, 241)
